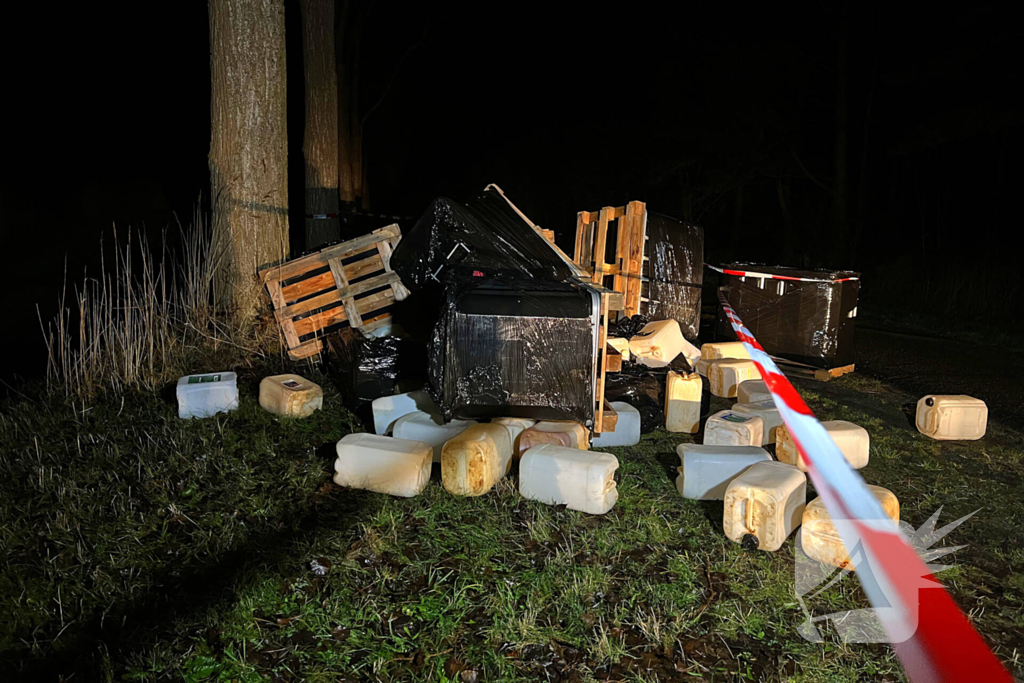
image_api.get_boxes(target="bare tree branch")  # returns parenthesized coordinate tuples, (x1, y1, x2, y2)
(790, 149, 834, 195)
(360, 10, 431, 130)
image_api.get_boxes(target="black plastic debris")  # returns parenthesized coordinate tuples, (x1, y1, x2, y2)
(325, 328, 403, 425)
(389, 187, 578, 290)
(603, 355, 697, 433)
(642, 213, 704, 341)
(609, 313, 649, 339)
(716, 264, 860, 369)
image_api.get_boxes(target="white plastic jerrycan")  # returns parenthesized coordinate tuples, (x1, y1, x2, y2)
(628, 319, 700, 368)
(776, 420, 869, 472)
(694, 358, 711, 377)
(372, 390, 437, 435)
(520, 444, 619, 514)
(737, 379, 772, 404)
(700, 341, 750, 361)
(915, 395, 988, 441)
(259, 374, 323, 418)
(675, 444, 772, 500)
(591, 402, 641, 448)
(665, 371, 703, 434)
(177, 372, 239, 419)
(800, 485, 899, 569)
(704, 410, 764, 447)
(441, 424, 514, 497)
(517, 421, 589, 457)
(333, 433, 433, 498)
(732, 401, 782, 445)
(724, 461, 806, 552)
(491, 417, 537, 455)
(708, 359, 762, 398)
(393, 411, 477, 463)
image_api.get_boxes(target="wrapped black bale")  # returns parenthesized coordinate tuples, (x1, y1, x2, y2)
(430, 277, 601, 426)
(716, 265, 859, 369)
(642, 213, 703, 341)
(393, 187, 601, 427)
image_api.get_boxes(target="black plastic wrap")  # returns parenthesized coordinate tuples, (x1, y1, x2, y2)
(390, 188, 578, 291)
(609, 314, 649, 339)
(325, 328, 402, 424)
(429, 277, 599, 426)
(642, 213, 703, 340)
(603, 356, 701, 433)
(716, 264, 860, 369)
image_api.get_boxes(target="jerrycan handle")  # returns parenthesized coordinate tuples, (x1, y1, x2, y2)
(744, 491, 755, 532)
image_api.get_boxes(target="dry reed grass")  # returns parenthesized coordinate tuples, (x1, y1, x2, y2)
(38, 211, 278, 398)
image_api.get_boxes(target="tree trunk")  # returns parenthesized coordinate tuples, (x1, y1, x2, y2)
(209, 0, 290, 322)
(301, 0, 341, 249)
(349, 20, 365, 209)
(335, 1, 356, 206)
(833, 25, 849, 264)
(776, 177, 795, 264)
(852, 57, 876, 263)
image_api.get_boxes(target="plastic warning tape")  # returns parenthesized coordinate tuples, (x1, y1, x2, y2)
(718, 291, 1009, 683)
(706, 263, 859, 283)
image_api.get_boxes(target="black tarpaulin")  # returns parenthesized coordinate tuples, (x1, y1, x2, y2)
(716, 264, 860, 369)
(390, 188, 578, 290)
(642, 213, 704, 340)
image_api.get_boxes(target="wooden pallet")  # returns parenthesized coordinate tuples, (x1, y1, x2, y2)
(573, 201, 648, 318)
(258, 225, 410, 360)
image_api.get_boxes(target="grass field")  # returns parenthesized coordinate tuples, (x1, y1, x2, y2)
(1, 364, 1022, 682)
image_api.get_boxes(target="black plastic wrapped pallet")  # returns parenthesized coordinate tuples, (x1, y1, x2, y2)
(429, 276, 600, 426)
(389, 188, 577, 290)
(642, 213, 703, 341)
(716, 265, 860, 369)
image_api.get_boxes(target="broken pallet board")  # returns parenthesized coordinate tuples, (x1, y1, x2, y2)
(259, 225, 409, 360)
(774, 359, 855, 382)
(573, 200, 647, 317)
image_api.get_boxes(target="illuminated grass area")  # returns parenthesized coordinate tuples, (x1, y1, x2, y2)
(1, 369, 1021, 681)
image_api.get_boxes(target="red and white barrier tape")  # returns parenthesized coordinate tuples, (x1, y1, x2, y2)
(707, 264, 859, 283)
(718, 291, 1009, 683)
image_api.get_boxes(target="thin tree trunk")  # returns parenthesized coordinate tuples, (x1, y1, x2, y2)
(833, 24, 849, 263)
(209, 0, 290, 323)
(301, 0, 341, 249)
(776, 177, 795, 263)
(852, 55, 876, 263)
(730, 184, 744, 257)
(350, 23, 364, 208)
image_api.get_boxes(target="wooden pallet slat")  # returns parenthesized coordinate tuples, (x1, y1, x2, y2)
(590, 207, 613, 285)
(259, 224, 400, 284)
(373, 226, 411, 302)
(593, 289, 620, 434)
(259, 224, 407, 360)
(328, 257, 363, 328)
(623, 201, 647, 317)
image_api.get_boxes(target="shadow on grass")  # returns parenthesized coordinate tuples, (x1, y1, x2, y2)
(8, 483, 380, 680)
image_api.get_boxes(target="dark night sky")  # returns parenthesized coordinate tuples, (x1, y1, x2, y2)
(1, 2, 1021, 388)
